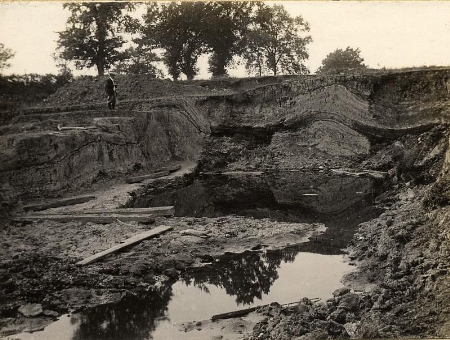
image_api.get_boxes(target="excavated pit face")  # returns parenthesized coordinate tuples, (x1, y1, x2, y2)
(4, 70, 450, 339)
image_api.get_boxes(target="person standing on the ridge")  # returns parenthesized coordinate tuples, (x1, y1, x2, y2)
(105, 73, 117, 110)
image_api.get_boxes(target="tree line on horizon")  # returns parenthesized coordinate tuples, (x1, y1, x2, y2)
(54, 2, 366, 80)
(0, 2, 368, 81)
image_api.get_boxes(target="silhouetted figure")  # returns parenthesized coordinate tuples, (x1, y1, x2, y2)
(105, 73, 117, 110)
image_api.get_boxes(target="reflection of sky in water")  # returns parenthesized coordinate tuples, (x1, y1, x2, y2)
(14, 252, 352, 340)
(12, 314, 79, 340)
(166, 253, 351, 324)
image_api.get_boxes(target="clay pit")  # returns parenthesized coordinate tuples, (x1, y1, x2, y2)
(1, 70, 450, 339)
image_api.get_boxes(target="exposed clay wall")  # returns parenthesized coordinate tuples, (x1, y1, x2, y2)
(1, 106, 206, 203)
(198, 70, 450, 173)
(2, 69, 450, 207)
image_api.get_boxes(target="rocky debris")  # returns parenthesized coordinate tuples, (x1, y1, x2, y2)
(0, 212, 323, 335)
(243, 182, 450, 339)
(246, 298, 353, 340)
(18, 303, 43, 317)
(0, 315, 53, 336)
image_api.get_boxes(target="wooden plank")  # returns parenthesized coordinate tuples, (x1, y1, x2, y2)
(87, 206, 175, 216)
(15, 214, 155, 224)
(57, 124, 97, 131)
(168, 164, 182, 173)
(77, 225, 173, 266)
(200, 171, 263, 176)
(156, 164, 182, 173)
(23, 195, 96, 212)
(125, 170, 170, 184)
(331, 168, 387, 179)
(32, 206, 175, 217)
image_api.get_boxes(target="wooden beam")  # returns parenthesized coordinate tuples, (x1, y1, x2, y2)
(15, 214, 155, 224)
(87, 206, 175, 216)
(200, 171, 263, 176)
(32, 206, 175, 217)
(77, 225, 173, 266)
(23, 195, 96, 212)
(57, 124, 97, 131)
(331, 168, 387, 179)
(160, 164, 182, 173)
(125, 170, 170, 184)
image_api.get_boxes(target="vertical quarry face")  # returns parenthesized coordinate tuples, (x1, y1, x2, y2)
(1, 70, 450, 206)
(0, 103, 207, 202)
(200, 70, 450, 175)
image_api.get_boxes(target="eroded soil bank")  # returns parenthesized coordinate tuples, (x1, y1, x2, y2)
(1, 70, 450, 339)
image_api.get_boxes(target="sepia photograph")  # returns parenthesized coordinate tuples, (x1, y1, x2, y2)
(1, 1, 450, 339)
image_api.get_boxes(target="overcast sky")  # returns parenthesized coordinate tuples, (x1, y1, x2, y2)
(1, 1, 450, 78)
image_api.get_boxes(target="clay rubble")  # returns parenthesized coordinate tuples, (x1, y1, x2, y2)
(1, 70, 450, 339)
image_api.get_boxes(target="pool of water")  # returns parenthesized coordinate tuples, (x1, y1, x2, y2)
(15, 251, 353, 340)
(13, 171, 384, 340)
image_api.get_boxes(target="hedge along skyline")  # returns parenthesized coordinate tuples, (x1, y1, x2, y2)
(1, 1, 450, 78)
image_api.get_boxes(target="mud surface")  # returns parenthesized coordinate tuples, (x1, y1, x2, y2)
(2, 70, 450, 339)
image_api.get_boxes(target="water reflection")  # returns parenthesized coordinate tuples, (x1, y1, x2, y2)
(141, 170, 383, 255)
(140, 171, 380, 220)
(181, 251, 281, 305)
(70, 285, 172, 340)
(180, 240, 351, 307)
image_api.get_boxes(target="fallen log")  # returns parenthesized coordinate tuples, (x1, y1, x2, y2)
(32, 206, 175, 217)
(125, 170, 170, 184)
(77, 225, 173, 266)
(211, 307, 257, 321)
(211, 298, 322, 321)
(23, 195, 96, 212)
(15, 214, 155, 224)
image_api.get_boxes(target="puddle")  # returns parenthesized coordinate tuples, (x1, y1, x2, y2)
(11, 171, 384, 340)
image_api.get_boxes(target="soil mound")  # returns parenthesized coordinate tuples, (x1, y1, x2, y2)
(38, 75, 215, 108)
